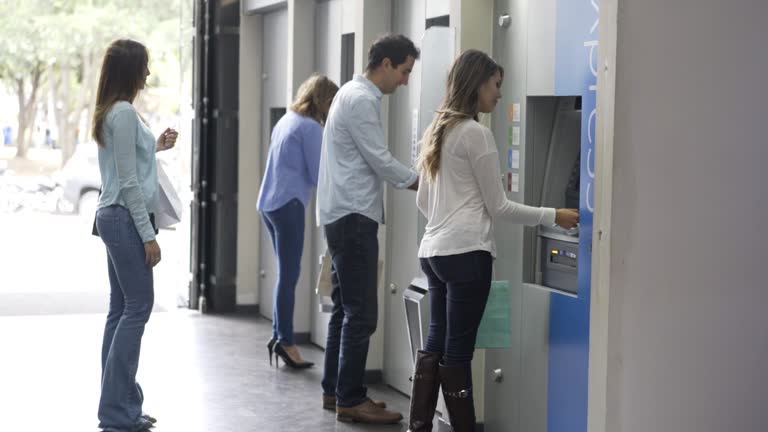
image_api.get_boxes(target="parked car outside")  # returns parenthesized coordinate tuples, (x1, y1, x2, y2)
(57, 142, 101, 218)
(57, 141, 185, 223)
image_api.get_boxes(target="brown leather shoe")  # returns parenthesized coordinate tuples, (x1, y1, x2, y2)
(323, 394, 386, 411)
(336, 399, 403, 424)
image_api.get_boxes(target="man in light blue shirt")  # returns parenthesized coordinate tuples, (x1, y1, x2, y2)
(316, 73, 418, 225)
(317, 34, 419, 425)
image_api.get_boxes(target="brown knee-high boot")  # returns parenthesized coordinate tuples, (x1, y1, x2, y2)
(439, 362, 476, 432)
(407, 350, 442, 432)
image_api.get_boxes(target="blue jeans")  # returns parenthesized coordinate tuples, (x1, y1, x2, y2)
(421, 251, 492, 366)
(260, 199, 305, 346)
(96, 205, 154, 432)
(321, 214, 379, 407)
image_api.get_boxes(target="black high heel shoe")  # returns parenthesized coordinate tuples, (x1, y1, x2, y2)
(273, 342, 314, 369)
(267, 337, 277, 366)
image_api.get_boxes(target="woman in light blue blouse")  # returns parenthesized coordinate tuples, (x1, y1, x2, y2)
(91, 39, 177, 432)
(258, 74, 338, 369)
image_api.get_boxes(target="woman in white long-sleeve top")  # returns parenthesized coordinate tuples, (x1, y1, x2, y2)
(406, 50, 579, 432)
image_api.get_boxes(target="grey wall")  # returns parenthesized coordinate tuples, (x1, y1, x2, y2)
(526, 0, 555, 96)
(243, 0, 285, 14)
(314, 0, 342, 84)
(256, 7, 289, 315)
(603, 1, 768, 431)
(386, 0, 425, 394)
(426, 0, 448, 19)
(310, 0, 342, 348)
(287, 0, 317, 337)
(237, 13, 263, 305)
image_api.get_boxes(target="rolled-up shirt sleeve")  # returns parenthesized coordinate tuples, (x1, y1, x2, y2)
(112, 108, 155, 242)
(469, 126, 556, 226)
(348, 98, 417, 189)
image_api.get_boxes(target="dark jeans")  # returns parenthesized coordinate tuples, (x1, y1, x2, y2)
(321, 213, 379, 407)
(421, 250, 493, 366)
(260, 199, 305, 346)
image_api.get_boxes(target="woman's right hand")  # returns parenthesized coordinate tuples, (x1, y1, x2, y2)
(144, 240, 161, 267)
(555, 209, 579, 229)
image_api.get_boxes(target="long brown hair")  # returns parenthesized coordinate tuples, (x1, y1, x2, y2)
(417, 50, 504, 182)
(91, 39, 149, 147)
(290, 74, 339, 125)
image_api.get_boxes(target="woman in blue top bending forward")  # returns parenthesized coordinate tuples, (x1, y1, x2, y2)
(91, 39, 177, 432)
(257, 74, 338, 369)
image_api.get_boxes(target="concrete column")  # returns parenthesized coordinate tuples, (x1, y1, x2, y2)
(280, 0, 318, 338)
(237, 13, 264, 306)
(287, 0, 317, 101)
(345, 0, 394, 375)
(450, 0, 494, 55)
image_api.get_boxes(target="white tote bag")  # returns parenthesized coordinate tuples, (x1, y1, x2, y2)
(315, 249, 384, 312)
(316, 251, 334, 311)
(154, 162, 183, 229)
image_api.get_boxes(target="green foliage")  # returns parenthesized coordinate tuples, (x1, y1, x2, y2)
(0, 0, 189, 160)
(0, 1, 50, 83)
(1, 0, 185, 102)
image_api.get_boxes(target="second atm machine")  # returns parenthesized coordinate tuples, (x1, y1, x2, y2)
(483, 2, 598, 432)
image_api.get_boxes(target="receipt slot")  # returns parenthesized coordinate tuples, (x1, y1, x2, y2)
(538, 227, 579, 294)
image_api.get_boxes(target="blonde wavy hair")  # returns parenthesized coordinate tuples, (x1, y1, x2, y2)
(417, 50, 504, 182)
(291, 74, 339, 125)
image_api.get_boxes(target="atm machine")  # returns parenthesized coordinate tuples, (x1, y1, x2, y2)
(481, 1, 599, 432)
(524, 96, 582, 295)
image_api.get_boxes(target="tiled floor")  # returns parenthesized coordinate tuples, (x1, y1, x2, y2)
(0, 310, 412, 432)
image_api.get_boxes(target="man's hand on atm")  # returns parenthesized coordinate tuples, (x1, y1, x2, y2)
(555, 208, 579, 229)
(407, 177, 419, 191)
